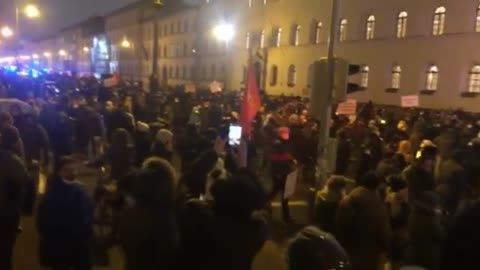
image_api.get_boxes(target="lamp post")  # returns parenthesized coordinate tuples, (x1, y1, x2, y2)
(212, 23, 235, 90)
(15, 3, 40, 36)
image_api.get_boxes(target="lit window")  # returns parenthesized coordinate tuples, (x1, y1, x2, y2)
(260, 30, 265, 48)
(366, 15, 375, 40)
(391, 65, 402, 89)
(246, 32, 251, 49)
(433, 6, 446, 36)
(361, 66, 369, 88)
(292, 24, 300, 46)
(476, 5, 480, 32)
(339, 19, 348, 42)
(248, 0, 252, 8)
(169, 67, 173, 78)
(426, 65, 439, 91)
(468, 65, 480, 93)
(274, 28, 282, 47)
(287, 65, 297, 87)
(314, 21, 322, 44)
(175, 66, 179, 78)
(270, 65, 278, 86)
(307, 64, 313, 87)
(397, 12, 408, 38)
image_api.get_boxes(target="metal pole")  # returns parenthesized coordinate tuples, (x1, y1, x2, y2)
(317, 0, 339, 186)
(150, 12, 160, 93)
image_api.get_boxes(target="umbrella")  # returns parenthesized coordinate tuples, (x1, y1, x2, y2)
(0, 98, 33, 114)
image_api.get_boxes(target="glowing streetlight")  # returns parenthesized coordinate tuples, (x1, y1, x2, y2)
(1, 26, 13, 38)
(32, 53, 39, 59)
(121, 38, 131, 48)
(212, 23, 235, 43)
(24, 4, 40, 18)
(58, 49, 67, 57)
(83, 46, 90, 52)
(43, 51, 51, 58)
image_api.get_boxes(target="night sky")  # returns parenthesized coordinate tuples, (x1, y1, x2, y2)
(0, 0, 138, 37)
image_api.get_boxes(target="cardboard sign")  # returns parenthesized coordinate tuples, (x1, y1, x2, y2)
(185, 83, 196, 93)
(209, 81, 223, 93)
(336, 99, 357, 116)
(103, 77, 119, 88)
(401, 95, 419, 107)
(284, 170, 298, 199)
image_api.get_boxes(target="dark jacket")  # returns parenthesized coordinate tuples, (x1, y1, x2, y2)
(336, 187, 391, 270)
(0, 149, 28, 231)
(177, 199, 267, 270)
(37, 177, 94, 266)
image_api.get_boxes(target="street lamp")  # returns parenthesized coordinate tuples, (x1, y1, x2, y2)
(58, 49, 67, 57)
(23, 4, 40, 18)
(32, 53, 39, 59)
(1, 26, 13, 38)
(121, 37, 131, 48)
(43, 51, 51, 58)
(83, 46, 90, 52)
(212, 23, 235, 43)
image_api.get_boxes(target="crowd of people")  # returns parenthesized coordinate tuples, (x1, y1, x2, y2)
(1, 70, 480, 270)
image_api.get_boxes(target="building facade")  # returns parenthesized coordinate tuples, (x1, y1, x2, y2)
(20, 0, 480, 112)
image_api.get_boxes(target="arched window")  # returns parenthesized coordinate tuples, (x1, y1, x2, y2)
(169, 67, 173, 78)
(260, 30, 265, 48)
(175, 66, 179, 78)
(274, 27, 282, 47)
(270, 65, 278, 86)
(366, 15, 375, 40)
(292, 24, 300, 46)
(433, 7, 446, 36)
(339, 19, 348, 42)
(397, 12, 408, 38)
(313, 21, 322, 44)
(201, 65, 207, 80)
(468, 65, 480, 93)
(287, 65, 297, 87)
(476, 4, 480, 32)
(245, 32, 251, 49)
(361, 66, 369, 88)
(391, 65, 402, 89)
(426, 65, 439, 91)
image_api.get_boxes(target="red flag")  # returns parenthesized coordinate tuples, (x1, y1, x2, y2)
(240, 61, 261, 139)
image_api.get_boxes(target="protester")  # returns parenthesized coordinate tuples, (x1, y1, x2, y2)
(119, 157, 178, 270)
(268, 126, 296, 222)
(0, 127, 29, 270)
(286, 226, 350, 270)
(151, 128, 174, 163)
(313, 175, 349, 233)
(90, 128, 134, 182)
(37, 156, 94, 270)
(335, 172, 391, 270)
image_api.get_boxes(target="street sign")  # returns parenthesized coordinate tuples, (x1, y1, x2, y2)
(401, 95, 419, 107)
(336, 99, 357, 115)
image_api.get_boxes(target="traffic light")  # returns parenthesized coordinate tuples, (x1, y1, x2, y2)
(309, 58, 362, 117)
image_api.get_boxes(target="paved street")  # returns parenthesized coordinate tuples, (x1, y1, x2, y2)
(13, 169, 309, 270)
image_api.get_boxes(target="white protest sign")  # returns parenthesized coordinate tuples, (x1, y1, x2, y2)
(284, 170, 298, 199)
(336, 99, 357, 116)
(103, 77, 119, 88)
(401, 95, 419, 107)
(209, 81, 223, 93)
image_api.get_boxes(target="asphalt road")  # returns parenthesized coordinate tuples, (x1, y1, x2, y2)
(13, 169, 309, 270)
